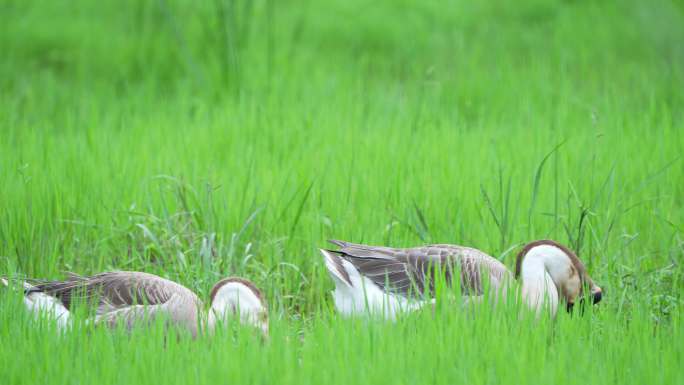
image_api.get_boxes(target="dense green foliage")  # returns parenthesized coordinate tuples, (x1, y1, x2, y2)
(1, 0, 683, 384)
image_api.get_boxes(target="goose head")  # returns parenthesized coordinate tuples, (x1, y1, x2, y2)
(207, 277, 269, 337)
(515, 240, 602, 316)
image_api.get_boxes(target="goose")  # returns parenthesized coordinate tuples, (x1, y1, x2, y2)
(1, 271, 269, 337)
(320, 239, 602, 318)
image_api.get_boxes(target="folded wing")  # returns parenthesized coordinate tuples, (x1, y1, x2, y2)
(28, 271, 199, 315)
(327, 240, 511, 299)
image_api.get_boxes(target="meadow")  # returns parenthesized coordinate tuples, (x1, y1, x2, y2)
(1, 0, 683, 383)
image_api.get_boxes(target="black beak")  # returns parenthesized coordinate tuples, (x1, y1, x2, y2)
(566, 301, 575, 314)
(591, 289, 602, 305)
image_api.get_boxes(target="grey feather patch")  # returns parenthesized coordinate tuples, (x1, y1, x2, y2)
(326, 241, 512, 299)
(28, 271, 198, 312)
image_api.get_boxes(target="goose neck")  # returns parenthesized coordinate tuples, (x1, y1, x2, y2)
(520, 252, 560, 316)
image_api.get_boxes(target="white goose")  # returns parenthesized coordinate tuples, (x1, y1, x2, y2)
(320, 239, 602, 318)
(1, 271, 269, 337)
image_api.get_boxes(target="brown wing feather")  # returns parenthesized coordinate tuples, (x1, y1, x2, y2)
(29, 271, 197, 311)
(328, 240, 511, 299)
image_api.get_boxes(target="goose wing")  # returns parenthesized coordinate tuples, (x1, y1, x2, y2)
(28, 271, 200, 314)
(93, 302, 174, 329)
(327, 240, 511, 298)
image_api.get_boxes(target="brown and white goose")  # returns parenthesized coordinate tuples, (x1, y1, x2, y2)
(320, 239, 602, 319)
(1, 271, 269, 337)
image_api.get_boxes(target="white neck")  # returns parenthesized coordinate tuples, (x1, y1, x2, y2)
(520, 245, 573, 317)
(207, 282, 267, 335)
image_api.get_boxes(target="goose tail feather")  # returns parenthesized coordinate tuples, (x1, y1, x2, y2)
(2, 277, 71, 328)
(327, 239, 348, 248)
(320, 249, 353, 287)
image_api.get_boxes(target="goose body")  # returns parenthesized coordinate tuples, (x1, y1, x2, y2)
(320, 239, 601, 318)
(2, 271, 268, 337)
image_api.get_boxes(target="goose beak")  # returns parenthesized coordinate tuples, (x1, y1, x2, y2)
(591, 287, 603, 304)
(575, 286, 602, 315)
(566, 301, 575, 313)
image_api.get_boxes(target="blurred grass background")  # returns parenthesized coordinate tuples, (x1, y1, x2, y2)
(0, 0, 683, 383)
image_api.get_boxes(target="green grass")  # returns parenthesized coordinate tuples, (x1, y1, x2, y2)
(1, 0, 683, 383)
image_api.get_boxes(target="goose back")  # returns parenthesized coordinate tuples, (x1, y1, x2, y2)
(326, 240, 511, 299)
(28, 271, 201, 312)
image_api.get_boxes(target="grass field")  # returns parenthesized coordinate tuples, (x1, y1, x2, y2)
(1, 0, 683, 383)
